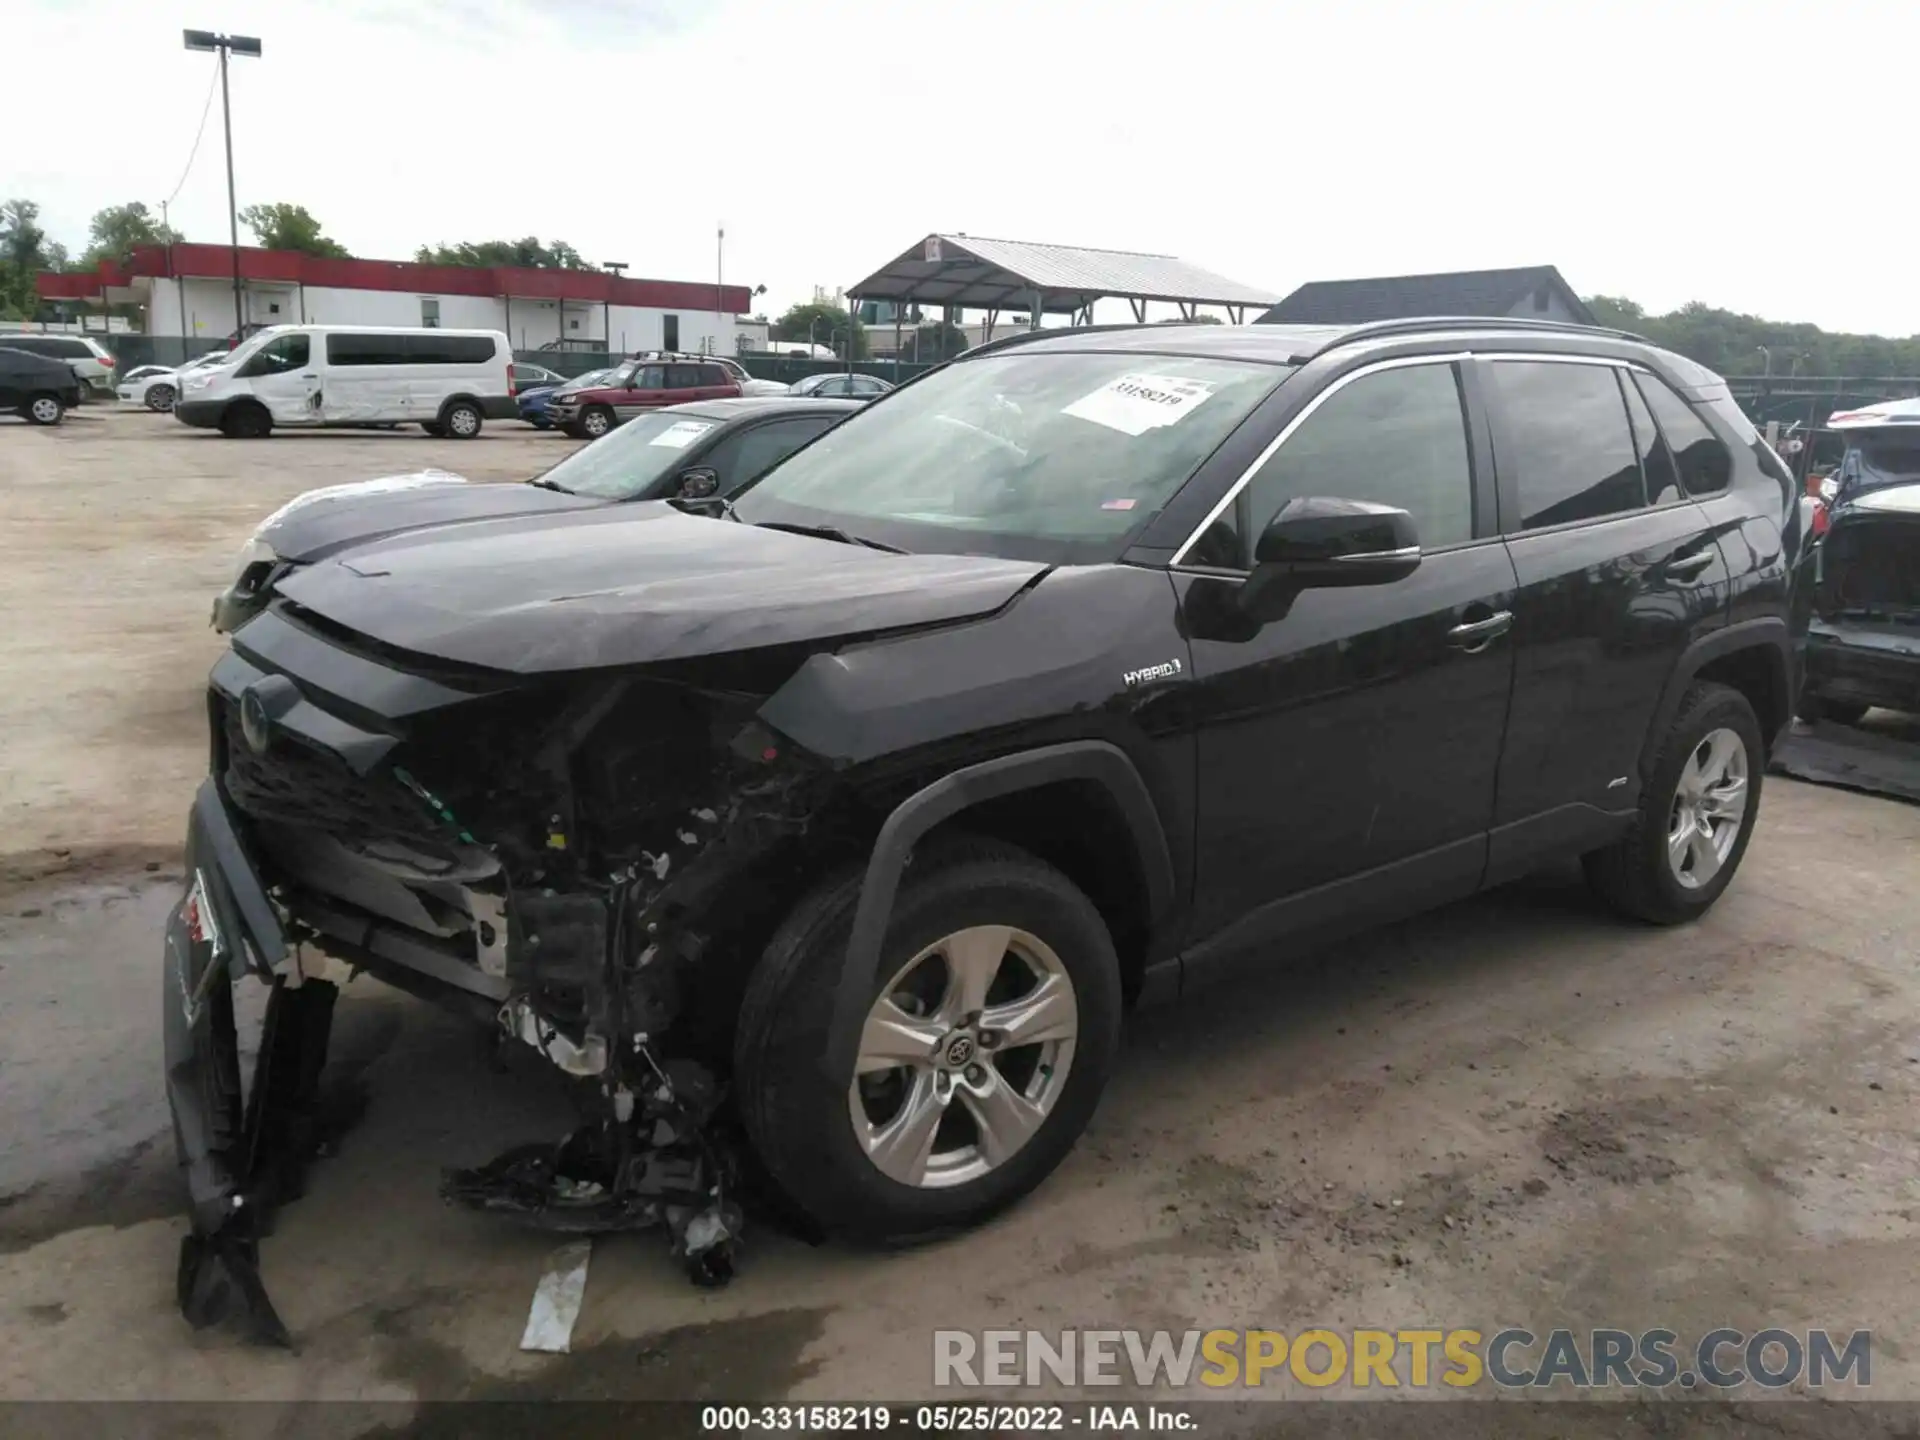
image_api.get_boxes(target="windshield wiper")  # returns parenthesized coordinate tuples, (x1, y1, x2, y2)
(752, 520, 905, 553)
(527, 476, 572, 493)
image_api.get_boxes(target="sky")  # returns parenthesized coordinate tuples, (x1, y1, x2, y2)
(9, 0, 1917, 335)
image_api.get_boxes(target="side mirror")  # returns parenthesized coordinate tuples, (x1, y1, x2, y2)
(1240, 497, 1420, 619)
(677, 467, 720, 499)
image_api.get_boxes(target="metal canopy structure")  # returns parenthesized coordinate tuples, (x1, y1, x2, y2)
(847, 234, 1281, 327)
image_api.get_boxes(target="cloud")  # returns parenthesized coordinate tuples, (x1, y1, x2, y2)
(12, 0, 1919, 334)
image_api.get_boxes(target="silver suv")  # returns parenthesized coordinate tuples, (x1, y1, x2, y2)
(0, 332, 117, 397)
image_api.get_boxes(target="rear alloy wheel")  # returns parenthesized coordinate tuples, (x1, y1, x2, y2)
(442, 400, 483, 439)
(579, 405, 613, 439)
(145, 383, 177, 412)
(25, 393, 65, 426)
(736, 837, 1122, 1242)
(1585, 681, 1763, 924)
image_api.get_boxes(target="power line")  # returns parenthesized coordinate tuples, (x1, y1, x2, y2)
(162, 61, 221, 212)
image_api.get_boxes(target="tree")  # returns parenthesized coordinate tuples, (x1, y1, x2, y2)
(900, 321, 968, 363)
(0, 198, 62, 319)
(238, 203, 350, 257)
(414, 237, 587, 269)
(774, 299, 869, 360)
(1156, 313, 1222, 324)
(81, 202, 181, 266)
(1579, 294, 1920, 377)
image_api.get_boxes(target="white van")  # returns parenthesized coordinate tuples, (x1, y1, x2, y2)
(173, 325, 514, 439)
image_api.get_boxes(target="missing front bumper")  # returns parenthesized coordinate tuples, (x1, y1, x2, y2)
(159, 781, 764, 1344)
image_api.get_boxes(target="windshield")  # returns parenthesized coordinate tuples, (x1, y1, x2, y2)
(534, 410, 720, 499)
(1839, 431, 1920, 497)
(731, 351, 1288, 562)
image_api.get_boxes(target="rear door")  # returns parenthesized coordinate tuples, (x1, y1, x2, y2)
(320, 331, 406, 422)
(1478, 355, 1733, 882)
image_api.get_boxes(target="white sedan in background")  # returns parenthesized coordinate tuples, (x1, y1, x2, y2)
(116, 351, 231, 411)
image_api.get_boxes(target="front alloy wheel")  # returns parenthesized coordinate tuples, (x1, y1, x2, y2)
(1667, 727, 1749, 890)
(734, 837, 1123, 1242)
(27, 395, 64, 425)
(851, 925, 1078, 1189)
(146, 383, 177, 412)
(580, 406, 612, 438)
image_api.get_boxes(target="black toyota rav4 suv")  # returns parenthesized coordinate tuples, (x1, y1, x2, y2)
(164, 317, 1806, 1340)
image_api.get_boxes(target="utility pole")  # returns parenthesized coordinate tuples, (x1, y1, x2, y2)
(602, 261, 628, 358)
(184, 30, 262, 344)
(715, 223, 725, 356)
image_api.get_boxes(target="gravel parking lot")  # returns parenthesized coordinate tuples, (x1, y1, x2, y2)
(1, 409, 1917, 1423)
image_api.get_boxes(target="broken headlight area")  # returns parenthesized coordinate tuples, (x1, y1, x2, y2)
(187, 667, 832, 1329)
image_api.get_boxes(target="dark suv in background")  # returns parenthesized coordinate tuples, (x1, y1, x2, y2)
(163, 317, 1804, 1341)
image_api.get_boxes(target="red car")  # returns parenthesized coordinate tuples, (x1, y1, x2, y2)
(547, 358, 740, 439)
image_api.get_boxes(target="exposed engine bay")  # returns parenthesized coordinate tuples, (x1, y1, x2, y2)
(166, 634, 861, 1345)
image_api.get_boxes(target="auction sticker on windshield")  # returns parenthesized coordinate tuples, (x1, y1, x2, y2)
(1064, 373, 1214, 437)
(649, 420, 716, 449)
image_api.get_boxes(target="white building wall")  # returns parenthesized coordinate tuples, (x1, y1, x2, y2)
(144, 279, 737, 356)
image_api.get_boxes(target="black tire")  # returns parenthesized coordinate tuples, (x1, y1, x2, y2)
(145, 383, 177, 413)
(420, 422, 446, 437)
(23, 392, 65, 426)
(735, 836, 1123, 1243)
(578, 405, 614, 439)
(1584, 681, 1764, 925)
(219, 402, 270, 439)
(1795, 690, 1868, 727)
(441, 399, 483, 439)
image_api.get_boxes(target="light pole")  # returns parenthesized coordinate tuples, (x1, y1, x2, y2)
(602, 261, 627, 356)
(183, 29, 261, 344)
(1757, 345, 1774, 378)
(715, 223, 724, 356)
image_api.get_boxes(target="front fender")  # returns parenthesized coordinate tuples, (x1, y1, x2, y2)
(820, 740, 1175, 1084)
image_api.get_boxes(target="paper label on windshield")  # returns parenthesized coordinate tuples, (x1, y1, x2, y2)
(648, 420, 715, 449)
(1063, 373, 1214, 437)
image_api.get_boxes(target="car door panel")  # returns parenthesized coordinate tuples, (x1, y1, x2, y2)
(245, 333, 322, 425)
(1476, 357, 1732, 884)
(616, 365, 667, 419)
(1177, 357, 1517, 977)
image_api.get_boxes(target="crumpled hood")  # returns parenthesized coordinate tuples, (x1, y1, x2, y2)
(273, 502, 1048, 673)
(259, 471, 601, 564)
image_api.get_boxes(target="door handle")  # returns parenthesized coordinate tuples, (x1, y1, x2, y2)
(1448, 610, 1513, 652)
(1667, 548, 1716, 579)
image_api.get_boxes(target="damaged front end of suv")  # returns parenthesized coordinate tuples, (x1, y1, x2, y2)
(161, 503, 1050, 1345)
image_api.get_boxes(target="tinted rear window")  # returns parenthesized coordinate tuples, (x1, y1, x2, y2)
(325, 332, 496, 366)
(1488, 360, 1646, 528)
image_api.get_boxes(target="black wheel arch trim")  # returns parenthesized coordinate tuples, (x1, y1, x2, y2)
(821, 740, 1175, 1082)
(1638, 617, 1795, 777)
